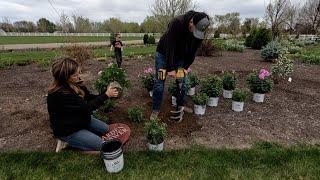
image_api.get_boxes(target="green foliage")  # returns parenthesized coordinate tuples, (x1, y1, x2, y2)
(95, 64, 130, 94)
(139, 71, 155, 91)
(261, 40, 286, 61)
(143, 34, 149, 44)
(246, 71, 274, 94)
(245, 28, 272, 49)
(200, 75, 222, 97)
(99, 100, 116, 113)
(148, 36, 156, 44)
(232, 89, 248, 102)
(168, 81, 180, 97)
(109, 32, 116, 44)
(300, 54, 320, 65)
(93, 111, 109, 123)
(271, 55, 294, 81)
(192, 93, 209, 105)
(128, 106, 145, 123)
(222, 72, 237, 90)
(186, 72, 199, 88)
(223, 40, 245, 52)
(214, 30, 220, 38)
(145, 117, 167, 145)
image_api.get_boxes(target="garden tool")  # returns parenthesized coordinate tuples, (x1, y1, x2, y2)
(169, 68, 186, 122)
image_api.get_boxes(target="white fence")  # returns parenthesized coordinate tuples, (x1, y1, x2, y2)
(0, 32, 160, 37)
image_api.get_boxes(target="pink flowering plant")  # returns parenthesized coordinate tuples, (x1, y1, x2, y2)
(139, 67, 155, 91)
(246, 69, 274, 94)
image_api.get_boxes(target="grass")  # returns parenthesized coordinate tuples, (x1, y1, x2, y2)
(298, 44, 320, 65)
(0, 36, 142, 45)
(0, 143, 319, 179)
(0, 45, 156, 68)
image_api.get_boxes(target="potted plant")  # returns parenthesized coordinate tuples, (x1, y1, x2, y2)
(232, 89, 248, 112)
(222, 71, 237, 99)
(192, 93, 209, 115)
(128, 106, 144, 123)
(168, 81, 179, 106)
(246, 69, 274, 103)
(145, 117, 167, 151)
(139, 67, 155, 97)
(186, 68, 199, 96)
(200, 75, 222, 107)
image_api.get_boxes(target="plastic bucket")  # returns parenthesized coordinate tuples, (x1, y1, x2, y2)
(101, 140, 124, 173)
(207, 97, 219, 107)
(187, 87, 196, 96)
(253, 93, 265, 103)
(223, 89, 233, 99)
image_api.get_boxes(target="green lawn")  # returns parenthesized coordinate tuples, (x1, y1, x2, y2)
(0, 36, 142, 45)
(0, 143, 319, 179)
(0, 45, 156, 68)
(298, 44, 320, 65)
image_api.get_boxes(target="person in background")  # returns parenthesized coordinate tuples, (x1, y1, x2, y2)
(110, 33, 124, 68)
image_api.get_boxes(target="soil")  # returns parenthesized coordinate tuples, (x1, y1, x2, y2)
(0, 49, 319, 152)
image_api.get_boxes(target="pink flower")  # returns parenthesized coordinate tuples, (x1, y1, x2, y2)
(187, 68, 192, 73)
(259, 73, 266, 80)
(258, 69, 270, 80)
(144, 67, 153, 74)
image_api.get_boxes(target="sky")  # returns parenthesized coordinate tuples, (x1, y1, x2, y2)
(0, 0, 303, 24)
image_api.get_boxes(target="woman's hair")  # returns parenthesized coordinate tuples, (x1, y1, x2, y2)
(48, 57, 85, 97)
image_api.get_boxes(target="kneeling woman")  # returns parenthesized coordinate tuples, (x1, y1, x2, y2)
(47, 57, 118, 151)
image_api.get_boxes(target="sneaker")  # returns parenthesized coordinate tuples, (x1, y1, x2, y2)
(169, 110, 184, 123)
(149, 111, 159, 120)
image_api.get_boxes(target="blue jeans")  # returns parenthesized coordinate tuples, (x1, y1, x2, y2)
(59, 117, 109, 151)
(152, 52, 188, 111)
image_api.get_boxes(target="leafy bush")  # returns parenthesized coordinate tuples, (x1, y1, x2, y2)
(245, 28, 272, 49)
(232, 89, 248, 102)
(192, 93, 209, 105)
(223, 40, 245, 52)
(200, 75, 222, 97)
(99, 100, 116, 113)
(93, 111, 109, 123)
(271, 55, 294, 81)
(95, 64, 130, 94)
(145, 117, 167, 145)
(64, 44, 92, 65)
(143, 34, 149, 44)
(214, 30, 220, 38)
(139, 67, 155, 91)
(299, 54, 320, 65)
(128, 106, 144, 123)
(222, 72, 237, 90)
(186, 72, 199, 88)
(148, 36, 156, 44)
(261, 40, 286, 61)
(109, 32, 116, 44)
(168, 81, 180, 97)
(196, 40, 216, 57)
(246, 69, 274, 94)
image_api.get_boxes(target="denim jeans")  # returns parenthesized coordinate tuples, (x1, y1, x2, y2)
(152, 52, 188, 111)
(58, 117, 109, 151)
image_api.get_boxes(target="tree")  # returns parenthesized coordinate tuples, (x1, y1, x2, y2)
(37, 18, 56, 33)
(0, 17, 14, 32)
(140, 16, 159, 33)
(151, 0, 196, 32)
(242, 18, 259, 35)
(298, 0, 320, 34)
(56, 13, 74, 33)
(214, 12, 241, 35)
(13, 21, 36, 32)
(72, 15, 92, 33)
(123, 22, 140, 33)
(101, 18, 123, 33)
(284, 1, 298, 34)
(265, 0, 289, 38)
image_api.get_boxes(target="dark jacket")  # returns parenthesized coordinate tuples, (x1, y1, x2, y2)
(47, 85, 108, 137)
(156, 10, 203, 71)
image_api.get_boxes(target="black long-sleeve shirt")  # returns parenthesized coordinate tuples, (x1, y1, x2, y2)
(156, 10, 203, 71)
(47, 85, 108, 137)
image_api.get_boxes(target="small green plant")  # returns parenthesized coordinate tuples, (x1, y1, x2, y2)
(186, 72, 199, 88)
(246, 69, 274, 94)
(139, 67, 155, 91)
(261, 40, 286, 61)
(95, 64, 130, 94)
(145, 117, 167, 145)
(200, 75, 222, 97)
(192, 93, 209, 105)
(93, 111, 109, 123)
(99, 100, 116, 113)
(168, 81, 180, 97)
(299, 54, 320, 65)
(128, 106, 144, 123)
(36, 58, 51, 70)
(222, 72, 237, 91)
(271, 55, 294, 81)
(232, 89, 248, 102)
(148, 36, 156, 44)
(223, 40, 245, 52)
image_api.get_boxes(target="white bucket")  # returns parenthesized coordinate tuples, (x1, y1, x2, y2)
(101, 140, 124, 173)
(187, 87, 196, 96)
(194, 104, 206, 115)
(172, 96, 177, 107)
(223, 89, 233, 99)
(232, 101, 244, 112)
(149, 91, 153, 97)
(253, 93, 265, 103)
(207, 97, 219, 107)
(148, 142, 164, 151)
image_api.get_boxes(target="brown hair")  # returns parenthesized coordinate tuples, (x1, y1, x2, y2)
(48, 57, 85, 97)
